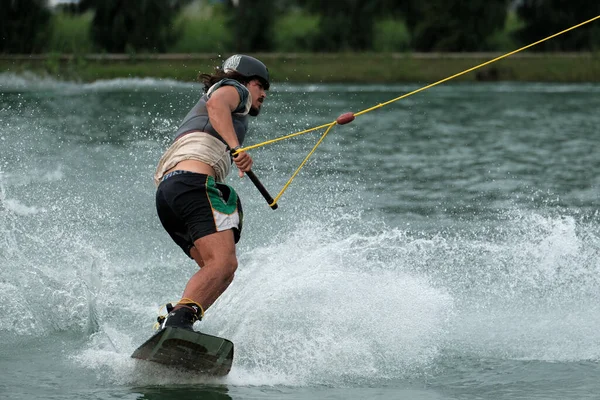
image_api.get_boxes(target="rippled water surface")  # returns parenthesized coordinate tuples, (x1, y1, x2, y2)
(1, 74, 599, 399)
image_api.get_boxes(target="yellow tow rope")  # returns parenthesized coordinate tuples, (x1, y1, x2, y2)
(238, 15, 600, 207)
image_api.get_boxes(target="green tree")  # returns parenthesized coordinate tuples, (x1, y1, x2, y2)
(401, 0, 509, 51)
(272, 8, 320, 52)
(225, 0, 408, 52)
(81, 0, 191, 53)
(0, 0, 52, 53)
(515, 0, 600, 51)
(225, 0, 279, 52)
(298, 0, 383, 51)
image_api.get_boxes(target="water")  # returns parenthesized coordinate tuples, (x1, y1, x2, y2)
(1, 73, 599, 399)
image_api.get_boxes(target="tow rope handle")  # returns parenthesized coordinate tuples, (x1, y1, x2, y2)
(246, 170, 278, 210)
(232, 148, 278, 210)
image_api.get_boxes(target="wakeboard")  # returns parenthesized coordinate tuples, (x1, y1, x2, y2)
(131, 327, 234, 376)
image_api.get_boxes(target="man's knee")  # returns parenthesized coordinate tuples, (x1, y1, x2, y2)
(193, 230, 238, 279)
(223, 255, 238, 278)
(190, 246, 205, 268)
(205, 253, 237, 281)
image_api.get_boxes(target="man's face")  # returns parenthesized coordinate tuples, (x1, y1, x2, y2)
(247, 79, 267, 116)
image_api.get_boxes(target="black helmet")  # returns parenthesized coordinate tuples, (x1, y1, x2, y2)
(222, 54, 270, 90)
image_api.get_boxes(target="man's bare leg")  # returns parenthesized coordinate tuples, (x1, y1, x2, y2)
(181, 229, 238, 311)
(189, 246, 205, 268)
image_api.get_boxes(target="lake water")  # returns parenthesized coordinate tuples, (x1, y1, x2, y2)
(1, 73, 599, 399)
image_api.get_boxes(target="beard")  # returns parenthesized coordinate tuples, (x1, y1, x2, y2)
(249, 105, 261, 116)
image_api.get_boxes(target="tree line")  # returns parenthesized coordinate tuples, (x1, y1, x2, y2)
(1, 0, 599, 54)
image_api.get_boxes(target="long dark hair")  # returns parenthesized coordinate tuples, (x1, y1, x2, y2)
(198, 69, 252, 93)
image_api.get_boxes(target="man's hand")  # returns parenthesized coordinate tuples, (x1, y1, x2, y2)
(232, 149, 253, 177)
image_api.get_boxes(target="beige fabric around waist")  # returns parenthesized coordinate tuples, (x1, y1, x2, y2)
(154, 132, 231, 185)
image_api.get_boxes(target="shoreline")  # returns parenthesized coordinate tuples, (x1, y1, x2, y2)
(1, 52, 599, 83)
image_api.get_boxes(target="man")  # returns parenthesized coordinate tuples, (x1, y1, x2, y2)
(153, 54, 269, 330)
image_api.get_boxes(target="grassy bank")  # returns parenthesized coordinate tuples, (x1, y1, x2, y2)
(1, 53, 599, 83)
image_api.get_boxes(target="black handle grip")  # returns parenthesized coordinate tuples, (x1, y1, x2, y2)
(232, 149, 278, 209)
(246, 170, 278, 210)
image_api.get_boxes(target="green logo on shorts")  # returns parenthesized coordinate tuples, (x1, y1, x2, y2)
(207, 176, 238, 215)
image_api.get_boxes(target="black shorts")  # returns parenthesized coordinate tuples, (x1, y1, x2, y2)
(155, 171, 243, 258)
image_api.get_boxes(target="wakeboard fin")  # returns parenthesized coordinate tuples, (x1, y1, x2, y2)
(131, 327, 234, 376)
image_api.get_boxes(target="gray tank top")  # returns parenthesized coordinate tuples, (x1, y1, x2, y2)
(174, 79, 251, 146)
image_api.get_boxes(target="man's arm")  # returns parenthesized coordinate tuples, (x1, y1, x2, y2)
(206, 85, 252, 176)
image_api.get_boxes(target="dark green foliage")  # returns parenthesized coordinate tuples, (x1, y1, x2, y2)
(298, 0, 382, 51)
(225, 0, 278, 52)
(515, 0, 600, 51)
(82, 0, 191, 53)
(55, 2, 82, 14)
(272, 10, 320, 52)
(373, 19, 411, 52)
(3, 0, 600, 55)
(172, 4, 233, 53)
(0, 0, 51, 53)
(47, 10, 94, 54)
(401, 0, 509, 51)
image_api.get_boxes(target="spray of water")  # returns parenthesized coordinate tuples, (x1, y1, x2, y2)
(2, 75, 598, 387)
